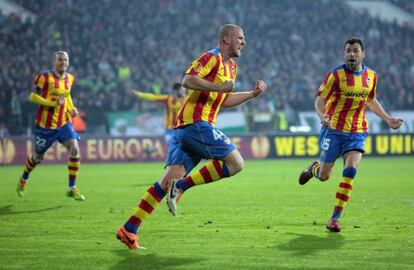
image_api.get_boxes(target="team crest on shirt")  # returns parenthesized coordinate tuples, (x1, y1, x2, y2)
(365, 77, 371, 85)
(193, 62, 203, 73)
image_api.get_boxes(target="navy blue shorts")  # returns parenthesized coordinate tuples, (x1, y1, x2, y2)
(166, 122, 236, 174)
(319, 127, 367, 163)
(164, 129, 175, 145)
(33, 123, 79, 155)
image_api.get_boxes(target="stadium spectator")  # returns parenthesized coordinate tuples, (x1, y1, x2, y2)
(1, 0, 413, 134)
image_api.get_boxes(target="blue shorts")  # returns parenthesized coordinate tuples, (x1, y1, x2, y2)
(166, 121, 236, 174)
(319, 127, 367, 163)
(33, 123, 79, 155)
(164, 129, 175, 145)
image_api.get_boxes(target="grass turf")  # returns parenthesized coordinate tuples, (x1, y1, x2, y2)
(0, 157, 413, 269)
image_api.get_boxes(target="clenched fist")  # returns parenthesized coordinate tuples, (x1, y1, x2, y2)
(252, 80, 267, 97)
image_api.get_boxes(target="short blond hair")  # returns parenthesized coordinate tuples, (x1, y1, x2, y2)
(53, 51, 69, 60)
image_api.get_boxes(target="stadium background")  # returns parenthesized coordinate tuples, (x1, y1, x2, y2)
(0, 1, 413, 270)
(1, 0, 414, 164)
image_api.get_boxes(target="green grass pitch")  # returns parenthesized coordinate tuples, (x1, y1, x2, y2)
(0, 157, 413, 270)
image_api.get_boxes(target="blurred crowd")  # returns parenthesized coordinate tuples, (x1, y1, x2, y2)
(391, 0, 414, 14)
(1, 0, 414, 135)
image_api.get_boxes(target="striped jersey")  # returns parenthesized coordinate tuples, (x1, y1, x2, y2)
(317, 64, 377, 133)
(175, 48, 237, 128)
(137, 92, 184, 129)
(33, 70, 76, 129)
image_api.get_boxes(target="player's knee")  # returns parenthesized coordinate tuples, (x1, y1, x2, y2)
(318, 171, 331, 181)
(228, 157, 244, 176)
(69, 146, 80, 157)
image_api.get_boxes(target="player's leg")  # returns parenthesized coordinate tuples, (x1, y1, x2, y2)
(60, 124, 84, 200)
(117, 164, 186, 249)
(167, 123, 239, 215)
(63, 139, 84, 200)
(172, 149, 242, 192)
(116, 132, 194, 249)
(298, 127, 339, 185)
(327, 150, 362, 232)
(327, 132, 366, 232)
(17, 126, 56, 196)
(17, 152, 43, 197)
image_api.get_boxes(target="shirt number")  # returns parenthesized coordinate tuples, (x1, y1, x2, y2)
(35, 137, 46, 148)
(212, 129, 226, 141)
(321, 138, 330, 151)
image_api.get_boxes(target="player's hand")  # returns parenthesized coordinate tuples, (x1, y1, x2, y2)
(130, 89, 140, 96)
(252, 80, 267, 97)
(320, 114, 333, 129)
(221, 81, 234, 92)
(387, 117, 403, 130)
(57, 97, 65, 106)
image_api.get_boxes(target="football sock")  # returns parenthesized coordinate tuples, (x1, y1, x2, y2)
(21, 156, 39, 181)
(68, 156, 80, 188)
(124, 182, 166, 234)
(331, 167, 356, 219)
(176, 160, 230, 191)
(312, 162, 320, 179)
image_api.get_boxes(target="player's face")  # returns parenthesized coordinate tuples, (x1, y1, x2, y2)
(53, 53, 69, 74)
(229, 28, 246, 58)
(344, 43, 364, 72)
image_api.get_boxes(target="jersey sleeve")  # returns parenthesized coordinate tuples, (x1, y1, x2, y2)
(317, 71, 338, 100)
(368, 73, 377, 100)
(137, 92, 169, 102)
(33, 73, 47, 95)
(185, 52, 218, 79)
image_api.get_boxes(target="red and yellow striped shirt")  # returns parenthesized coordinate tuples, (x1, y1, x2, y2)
(33, 70, 76, 129)
(175, 48, 237, 128)
(137, 92, 184, 129)
(317, 64, 377, 133)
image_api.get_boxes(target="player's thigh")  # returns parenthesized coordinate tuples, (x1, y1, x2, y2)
(33, 126, 58, 156)
(178, 122, 236, 160)
(319, 127, 341, 163)
(165, 132, 202, 175)
(58, 124, 80, 155)
(341, 132, 366, 164)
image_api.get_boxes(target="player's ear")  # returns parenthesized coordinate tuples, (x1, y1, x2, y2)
(223, 35, 230, 45)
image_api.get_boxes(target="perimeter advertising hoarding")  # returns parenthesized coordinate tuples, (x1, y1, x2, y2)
(1, 133, 413, 165)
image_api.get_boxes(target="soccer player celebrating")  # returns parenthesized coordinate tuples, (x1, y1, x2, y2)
(298, 37, 403, 232)
(116, 24, 267, 249)
(17, 51, 85, 201)
(130, 82, 187, 144)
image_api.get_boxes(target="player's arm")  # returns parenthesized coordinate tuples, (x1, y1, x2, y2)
(29, 92, 63, 107)
(182, 52, 233, 93)
(182, 75, 234, 93)
(315, 96, 332, 128)
(130, 90, 167, 101)
(221, 80, 267, 108)
(66, 94, 78, 117)
(366, 98, 403, 130)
